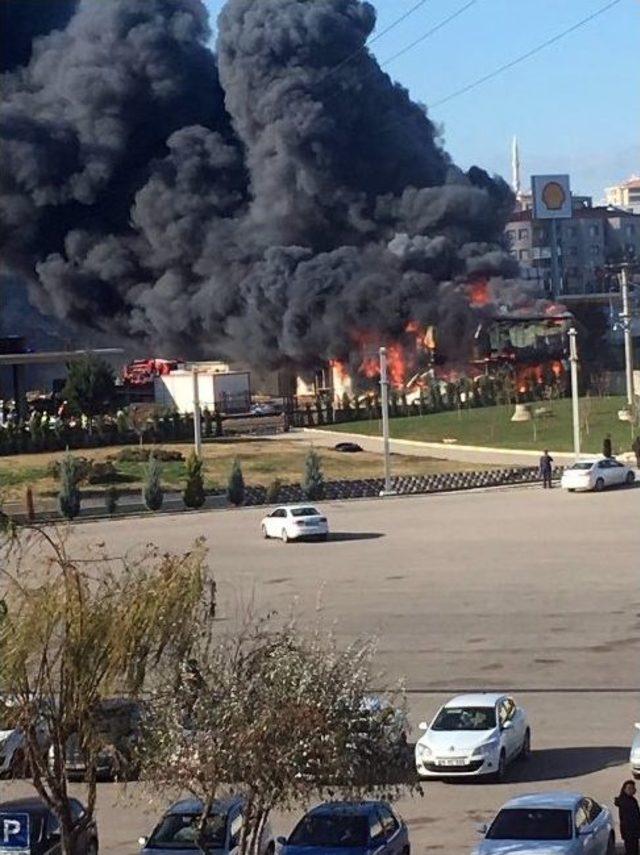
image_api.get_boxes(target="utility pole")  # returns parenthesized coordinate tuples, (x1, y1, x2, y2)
(379, 347, 393, 495)
(568, 327, 581, 460)
(549, 218, 561, 296)
(620, 264, 635, 408)
(192, 366, 202, 456)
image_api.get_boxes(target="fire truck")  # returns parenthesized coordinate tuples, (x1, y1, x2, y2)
(121, 358, 179, 386)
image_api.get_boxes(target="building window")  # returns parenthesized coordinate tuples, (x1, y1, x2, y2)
(534, 228, 545, 240)
(590, 244, 600, 255)
(519, 249, 530, 260)
(625, 224, 636, 235)
(506, 230, 515, 241)
(589, 224, 600, 237)
(567, 226, 577, 238)
(518, 228, 529, 240)
(569, 246, 578, 257)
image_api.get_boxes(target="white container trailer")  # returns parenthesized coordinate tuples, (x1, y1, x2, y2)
(154, 369, 250, 414)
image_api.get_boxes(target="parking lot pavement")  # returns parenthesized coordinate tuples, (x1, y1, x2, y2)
(4, 484, 636, 852)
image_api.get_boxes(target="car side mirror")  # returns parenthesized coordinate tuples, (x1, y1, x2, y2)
(476, 823, 488, 835)
(138, 837, 148, 847)
(502, 720, 513, 730)
(276, 836, 287, 846)
(635, 722, 640, 730)
(418, 721, 428, 730)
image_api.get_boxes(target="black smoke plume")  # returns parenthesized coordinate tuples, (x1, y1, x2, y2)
(1, 0, 519, 369)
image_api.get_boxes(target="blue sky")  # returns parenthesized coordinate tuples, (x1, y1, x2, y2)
(204, 0, 638, 200)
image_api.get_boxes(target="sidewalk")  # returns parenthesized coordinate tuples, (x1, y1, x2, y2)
(282, 427, 638, 468)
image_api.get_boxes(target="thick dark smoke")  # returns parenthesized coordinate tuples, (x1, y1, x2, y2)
(1, 0, 520, 369)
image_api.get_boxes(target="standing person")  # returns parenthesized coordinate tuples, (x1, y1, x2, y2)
(539, 449, 554, 489)
(603, 433, 613, 459)
(615, 780, 640, 855)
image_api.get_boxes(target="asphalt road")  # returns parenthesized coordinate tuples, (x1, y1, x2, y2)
(2, 483, 638, 853)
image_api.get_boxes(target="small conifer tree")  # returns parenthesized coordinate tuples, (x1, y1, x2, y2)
(302, 447, 325, 500)
(143, 454, 163, 511)
(183, 451, 206, 509)
(227, 458, 245, 506)
(58, 453, 81, 520)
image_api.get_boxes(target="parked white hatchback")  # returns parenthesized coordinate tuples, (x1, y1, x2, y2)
(415, 693, 530, 781)
(261, 505, 329, 542)
(561, 457, 635, 492)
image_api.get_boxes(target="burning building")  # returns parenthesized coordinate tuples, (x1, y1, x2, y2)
(295, 278, 572, 403)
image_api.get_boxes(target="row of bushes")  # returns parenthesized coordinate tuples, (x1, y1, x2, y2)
(54, 447, 326, 519)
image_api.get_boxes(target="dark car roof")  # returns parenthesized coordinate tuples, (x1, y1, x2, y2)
(308, 802, 390, 817)
(167, 794, 244, 815)
(0, 797, 50, 815)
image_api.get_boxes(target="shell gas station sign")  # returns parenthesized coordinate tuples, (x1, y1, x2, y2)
(531, 174, 572, 219)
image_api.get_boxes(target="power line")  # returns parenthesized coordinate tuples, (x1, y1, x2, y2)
(324, 0, 434, 79)
(380, 0, 478, 68)
(430, 0, 622, 109)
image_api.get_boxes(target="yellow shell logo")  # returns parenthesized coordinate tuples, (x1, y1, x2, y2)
(542, 181, 566, 211)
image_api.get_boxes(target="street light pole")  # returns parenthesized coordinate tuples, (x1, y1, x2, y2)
(192, 366, 202, 456)
(620, 264, 635, 408)
(379, 347, 392, 494)
(568, 327, 581, 460)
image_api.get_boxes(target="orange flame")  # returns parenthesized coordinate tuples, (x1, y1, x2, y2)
(468, 278, 490, 308)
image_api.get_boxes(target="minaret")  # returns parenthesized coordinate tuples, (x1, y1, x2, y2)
(511, 135, 521, 198)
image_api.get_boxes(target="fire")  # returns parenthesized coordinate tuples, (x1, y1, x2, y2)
(329, 359, 348, 381)
(468, 278, 490, 308)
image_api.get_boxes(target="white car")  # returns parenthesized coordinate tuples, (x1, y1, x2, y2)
(561, 457, 635, 492)
(473, 791, 616, 855)
(0, 699, 49, 778)
(260, 505, 329, 543)
(415, 693, 530, 781)
(631, 723, 640, 779)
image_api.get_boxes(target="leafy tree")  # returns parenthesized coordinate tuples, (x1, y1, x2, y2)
(265, 478, 282, 504)
(0, 526, 211, 855)
(58, 453, 80, 519)
(183, 451, 206, 509)
(302, 447, 324, 500)
(141, 617, 418, 855)
(143, 454, 163, 511)
(227, 458, 245, 506)
(62, 356, 115, 432)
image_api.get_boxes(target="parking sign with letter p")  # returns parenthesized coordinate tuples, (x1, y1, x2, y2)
(0, 813, 29, 849)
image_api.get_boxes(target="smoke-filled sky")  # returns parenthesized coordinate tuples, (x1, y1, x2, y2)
(1, 0, 526, 369)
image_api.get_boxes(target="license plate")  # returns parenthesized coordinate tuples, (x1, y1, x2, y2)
(438, 758, 467, 766)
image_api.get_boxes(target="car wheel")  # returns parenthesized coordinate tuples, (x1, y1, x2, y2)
(319, 533, 328, 542)
(281, 528, 289, 543)
(594, 477, 605, 492)
(519, 729, 531, 760)
(9, 748, 27, 779)
(494, 750, 507, 783)
(605, 832, 616, 855)
(626, 471, 635, 485)
(86, 841, 98, 855)
(567, 488, 575, 492)
(264, 844, 274, 855)
(261, 524, 269, 539)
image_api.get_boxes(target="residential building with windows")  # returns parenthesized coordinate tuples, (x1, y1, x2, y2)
(605, 176, 640, 214)
(505, 201, 640, 295)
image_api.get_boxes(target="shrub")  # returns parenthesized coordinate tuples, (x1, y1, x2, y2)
(183, 451, 206, 509)
(58, 453, 81, 519)
(265, 478, 282, 504)
(302, 447, 324, 500)
(602, 434, 612, 458)
(143, 454, 163, 512)
(86, 461, 119, 484)
(104, 486, 118, 515)
(117, 447, 183, 463)
(227, 458, 245, 506)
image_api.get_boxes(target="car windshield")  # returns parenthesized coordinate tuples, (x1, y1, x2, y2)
(149, 813, 227, 848)
(290, 507, 320, 517)
(487, 809, 573, 841)
(288, 814, 369, 847)
(431, 706, 496, 731)
(569, 462, 594, 470)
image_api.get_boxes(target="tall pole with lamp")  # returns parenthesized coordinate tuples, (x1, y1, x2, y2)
(192, 365, 202, 456)
(568, 327, 581, 460)
(379, 347, 393, 495)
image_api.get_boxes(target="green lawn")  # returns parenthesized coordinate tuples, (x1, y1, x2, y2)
(324, 396, 638, 454)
